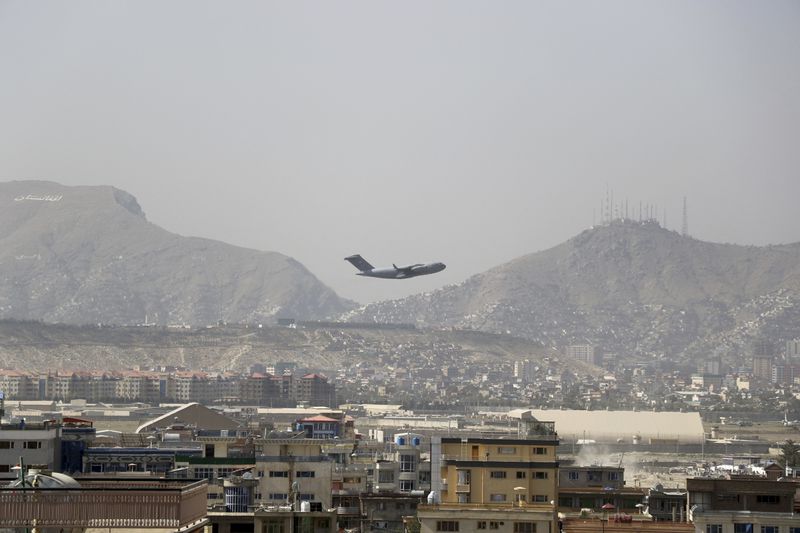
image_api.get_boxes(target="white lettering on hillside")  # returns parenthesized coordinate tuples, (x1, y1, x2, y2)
(14, 194, 63, 202)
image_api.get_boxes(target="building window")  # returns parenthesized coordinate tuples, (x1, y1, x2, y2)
(400, 454, 417, 472)
(489, 522, 500, 530)
(490, 493, 507, 502)
(568, 471, 580, 480)
(517, 471, 526, 479)
(400, 480, 414, 492)
(734, 525, 754, 533)
(533, 494, 548, 503)
(0, 441, 13, 449)
(457, 470, 471, 485)
(264, 520, 285, 533)
(490, 471, 507, 479)
(608, 472, 620, 481)
(789, 528, 800, 533)
(269, 471, 289, 478)
(760, 526, 779, 533)
(195, 468, 214, 480)
(477, 522, 487, 530)
(457, 494, 470, 504)
(299, 493, 314, 501)
(706, 526, 722, 533)
(0, 465, 10, 473)
(378, 471, 394, 483)
(498, 446, 516, 454)
(513, 523, 536, 533)
(436, 521, 459, 531)
(296, 471, 315, 478)
(534, 472, 548, 479)
(755, 495, 779, 504)
(533, 447, 546, 455)
(23, 441, 41, 449)
(269, 493, 288, 500)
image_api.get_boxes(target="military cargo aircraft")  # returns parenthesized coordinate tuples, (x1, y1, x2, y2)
(345, 254, 446, 279)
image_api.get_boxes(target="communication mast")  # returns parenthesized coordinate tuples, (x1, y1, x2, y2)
(682, 197, 689, 237)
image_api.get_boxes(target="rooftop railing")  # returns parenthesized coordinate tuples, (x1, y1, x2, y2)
(0, 479, 207, 529)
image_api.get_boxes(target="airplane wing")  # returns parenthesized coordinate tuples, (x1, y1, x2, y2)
(393, 263, 423, 273)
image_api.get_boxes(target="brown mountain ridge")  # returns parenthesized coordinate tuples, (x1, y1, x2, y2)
(0, 180, 354, 325)
(345, 220, 800, 364)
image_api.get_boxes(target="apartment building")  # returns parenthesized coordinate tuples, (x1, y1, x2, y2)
(255, 438, 334, 511)
(374, 432, 431, 494)
(557, 466, 644, 514)
(0, 420, 62, 480)
(687, 477, 800, 533)
(419, 417, 560, 533)
(0, 370, 41, 400)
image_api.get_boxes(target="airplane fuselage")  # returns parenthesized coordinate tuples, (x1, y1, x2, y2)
(345, 254, 445, 279)
(356, 262, 446, 279)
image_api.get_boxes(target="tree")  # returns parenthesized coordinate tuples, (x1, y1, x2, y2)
(778, 439, 800, 470)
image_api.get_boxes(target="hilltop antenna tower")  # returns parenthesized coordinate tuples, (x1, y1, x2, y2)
(682, 197, 689, 237)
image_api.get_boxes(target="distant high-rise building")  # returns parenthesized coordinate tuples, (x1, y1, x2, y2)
(753, 356, 773, 382)
(787, 340, 800, 359)
(565, 345, 599, 365)
(752, 339, 774, 382)
(514, 360, 536, 382)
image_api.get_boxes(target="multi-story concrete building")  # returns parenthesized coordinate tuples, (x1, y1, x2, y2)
(171, 372, 239, 404)
(255, 438, 334, 511)
(295, 373, 336, 407)
(239, 372, 284, 406)
(419, 415, 560, 533)
(0, 370, 41, 400)
(115, 371, 162, 403)
(687, 477, 800, 533)
(0, 471, 208, 532)
(0, 420, 62, 480)
(373, 433, 431, 494)
(565, 345, 599, 366)
(557, 465, 644, 514)
(514, 360, 536, 383)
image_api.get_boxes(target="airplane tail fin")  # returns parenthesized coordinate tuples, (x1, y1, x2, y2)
(345, 254, 374, 272)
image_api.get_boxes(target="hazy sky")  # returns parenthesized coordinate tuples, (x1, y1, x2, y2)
(1, 1, 799, 304)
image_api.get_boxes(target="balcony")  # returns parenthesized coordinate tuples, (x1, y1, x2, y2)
(455, 484, 471, 493)
(336, 506, 361, 515)
(256, 455, 331, 463)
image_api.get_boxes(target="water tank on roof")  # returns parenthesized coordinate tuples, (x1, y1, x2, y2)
(396, 435, 406, 446)
(427, 491, 439, 504)
(300, 500, 311, 512)
(412, 437, 421, 446)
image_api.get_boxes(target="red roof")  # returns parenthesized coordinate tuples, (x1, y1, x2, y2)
(299, 415, 339, 423)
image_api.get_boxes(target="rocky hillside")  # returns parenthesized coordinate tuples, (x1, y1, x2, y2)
(345, 220, 800, 363)
(0, 180, 353, 325)
(0, 320, 584, 376)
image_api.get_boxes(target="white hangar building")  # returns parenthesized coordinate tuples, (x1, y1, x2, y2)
(508, 408, 705, 445)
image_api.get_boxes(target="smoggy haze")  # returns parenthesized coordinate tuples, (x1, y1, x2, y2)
(1, 1, 798, 304)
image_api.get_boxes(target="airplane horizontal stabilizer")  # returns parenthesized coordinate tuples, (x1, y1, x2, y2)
(345, 254, 374, 272)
